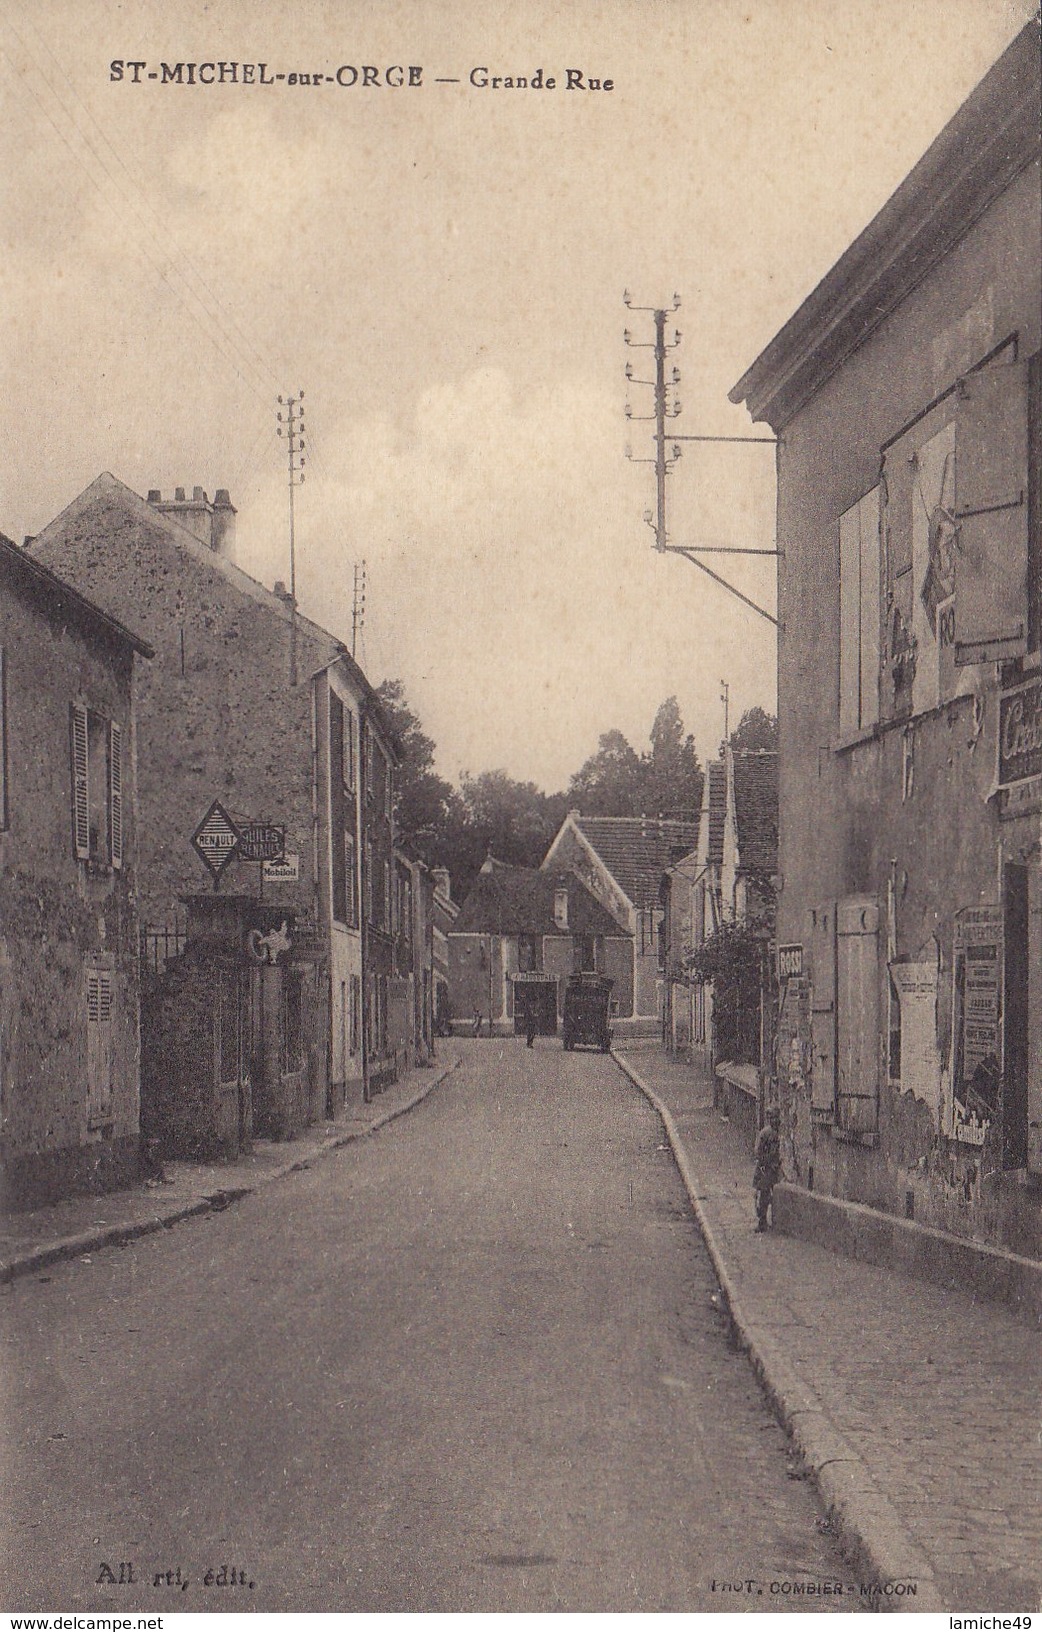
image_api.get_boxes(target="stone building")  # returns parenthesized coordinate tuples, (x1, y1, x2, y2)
(0, 533, 152, 1207)
(29, 473, 397, 1153)
(541, 814, 697, 1031)
(729, 20, 1042, 1256)
(449, 858, 633, 1036)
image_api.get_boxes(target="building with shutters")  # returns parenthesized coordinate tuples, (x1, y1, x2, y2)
(28, 474, 399, 1153)
(729, 19, 1042, 1256)
(0, 532, 152, 1208)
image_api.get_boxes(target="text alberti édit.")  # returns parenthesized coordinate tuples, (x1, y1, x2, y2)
(109, 62, 614, 91)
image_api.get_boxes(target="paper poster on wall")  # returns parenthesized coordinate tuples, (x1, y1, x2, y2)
(889, 960, 941, 1112)
(949, 906, 1003, 1144)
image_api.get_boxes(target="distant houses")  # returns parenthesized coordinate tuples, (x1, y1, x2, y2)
(448, 857, 632, 1035)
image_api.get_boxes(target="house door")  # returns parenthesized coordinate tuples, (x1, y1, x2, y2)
(217, 963, 252, 1157)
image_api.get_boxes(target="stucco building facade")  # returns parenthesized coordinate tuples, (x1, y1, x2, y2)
(730, 21, 1042, 1256)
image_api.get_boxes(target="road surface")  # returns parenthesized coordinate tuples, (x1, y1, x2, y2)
(2, 1039, 854, 1611)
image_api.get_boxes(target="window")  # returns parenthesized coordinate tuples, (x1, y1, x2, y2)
(330, 694, 358, 926)
(839, 487, 881, 736)
(573, 935, 596, 973)
(350, 974, 360, 1056)
(517, 934, 539, 973)
(71, 704, 123, 868)
(85, 964, 113, 1126)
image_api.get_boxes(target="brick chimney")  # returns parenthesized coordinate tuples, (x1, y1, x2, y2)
(148, 486, 236, 561)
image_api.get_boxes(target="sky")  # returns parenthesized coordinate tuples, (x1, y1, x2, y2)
(1, 0, 1037, 790)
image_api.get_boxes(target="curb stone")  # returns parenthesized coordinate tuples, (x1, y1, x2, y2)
(612, 1049, 944, 1614)
(0, 1055, 461, 1287)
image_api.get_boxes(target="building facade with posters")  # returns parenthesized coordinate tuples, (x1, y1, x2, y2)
(29, 474, 397, 1155)
(729, 20, 1042, 1256)
(662, 749, 778, 1081)
(0, 534, 152, 1208)
(448, 857, 632, 1036)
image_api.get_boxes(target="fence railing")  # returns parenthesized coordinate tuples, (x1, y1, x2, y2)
(140, 921, 187, 976)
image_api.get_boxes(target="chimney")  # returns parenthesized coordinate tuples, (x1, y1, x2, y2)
(433, 867, 452, 902)
(148, 485, 235, 559)
(211, 488, 236, 561)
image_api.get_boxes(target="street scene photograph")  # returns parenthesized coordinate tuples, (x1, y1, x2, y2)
(1, 0, 1040, 1619)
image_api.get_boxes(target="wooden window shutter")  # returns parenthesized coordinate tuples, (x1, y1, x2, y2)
(836, 896, 880, 1134)
(0, 646, 7, 831)
(808, 901, 837, 1115)
(86, 967, 113, 1125)
(954, 360, 1029, 664)
(839, 506, 860, 735)
(71, 702, 90, 859)
(109, 721, 123, 870)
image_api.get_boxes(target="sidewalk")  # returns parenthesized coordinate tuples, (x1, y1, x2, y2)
(615, 1041, 1042, 1615)
(0, 1050, 461, 1285)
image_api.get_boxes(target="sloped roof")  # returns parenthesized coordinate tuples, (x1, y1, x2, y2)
(572, 815, 698, 909)
(453, 861, 630, 938)
(0, 530, 153, 658)
(733, 751, 778, 873)
(704, 761, 727, 868)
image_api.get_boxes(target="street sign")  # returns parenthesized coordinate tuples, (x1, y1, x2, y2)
(238, 823, 286, 863)
(190, 800, 240, 883)
(777, 944, 804, 980)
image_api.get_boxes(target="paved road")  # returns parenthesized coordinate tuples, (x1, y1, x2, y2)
(2, 1040, 855, 1612)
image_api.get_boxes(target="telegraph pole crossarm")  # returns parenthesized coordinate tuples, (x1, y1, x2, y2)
(674, 547, 778, 626)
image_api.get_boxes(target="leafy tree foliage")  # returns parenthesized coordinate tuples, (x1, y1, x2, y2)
(375, 679, 460, 866)
(567, 697, 703, 819)
(566, 728, 645, 816)
(728, 705, 778, 754)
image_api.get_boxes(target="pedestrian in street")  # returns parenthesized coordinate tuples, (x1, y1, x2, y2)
(472, 1012, 483, 1038)
(753, 1106, 782, 1233)
(525, 1006, 537, 1048)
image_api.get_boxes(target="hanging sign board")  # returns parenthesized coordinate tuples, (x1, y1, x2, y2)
(998, 678, 1042, 788)
(190, 800, 240, 883)
(238, 823, 286, 863)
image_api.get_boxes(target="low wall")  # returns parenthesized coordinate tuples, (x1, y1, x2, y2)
(714, 1062, 760, 1153)
(774, 1183, 1042, 1324)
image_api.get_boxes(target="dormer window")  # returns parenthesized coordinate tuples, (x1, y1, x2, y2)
(554, 888, 569, 930)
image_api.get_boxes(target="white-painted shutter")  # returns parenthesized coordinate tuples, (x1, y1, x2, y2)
(71, 703, 90, 859)
(808, 901, 836, 1114)
(858, 488, 881, 730)
(836, 896, 880, 1134)
(839, 505, 860, 736)
(109, 721, 123, 870)
(954, 360, 1029, 664)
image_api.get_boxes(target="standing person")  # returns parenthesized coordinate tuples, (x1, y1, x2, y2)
(525, 1003, 537, 1049)
(753, 1107, 782, 1233)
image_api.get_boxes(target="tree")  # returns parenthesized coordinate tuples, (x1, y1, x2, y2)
(566, 728, 645, 816)
(459, 770, 568, 878)
(728, 706, 778, 755)
(645, 696, 703, 818)
(375, 679, 458, 863)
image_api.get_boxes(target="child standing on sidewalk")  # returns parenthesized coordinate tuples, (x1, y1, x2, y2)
(753, 1107, 782, 1232)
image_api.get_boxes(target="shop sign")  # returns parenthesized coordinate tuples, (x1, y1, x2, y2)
(263, 854, 300, 883)
(190, 799, 239, 882)
(949, 907, 1002, 1146)
(777, 944, 804, 981)
(238, 823, 286, 863)
(998, 678, 1042, 788)
(513, 971, 555, 983)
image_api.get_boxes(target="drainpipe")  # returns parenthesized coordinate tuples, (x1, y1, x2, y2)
(358, 708, 370, 1104)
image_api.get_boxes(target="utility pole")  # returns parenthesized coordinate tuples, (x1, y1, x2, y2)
(721, 679, 730, 746)
(624, 292, 779, 627)
(276, 391, 306, 684)
(352, 560, 367, 659)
